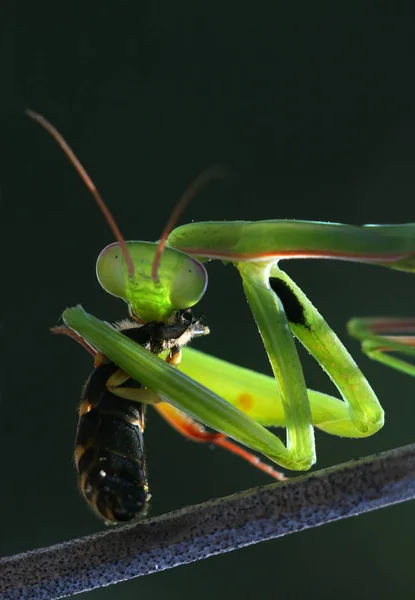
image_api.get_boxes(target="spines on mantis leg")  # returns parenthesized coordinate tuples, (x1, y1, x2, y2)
(166, 220, 415, 272)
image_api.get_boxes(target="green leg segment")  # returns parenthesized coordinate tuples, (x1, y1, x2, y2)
(179, 348, 367, 438)
(348, 317, 415, 378)
(268, 266, 384, 436)
(237, 262, 315, 470)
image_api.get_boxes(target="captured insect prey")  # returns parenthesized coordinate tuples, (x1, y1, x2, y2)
(57, 311, 209, 524)
(77, 358, 149, 524)
(27, 109, 415, 526)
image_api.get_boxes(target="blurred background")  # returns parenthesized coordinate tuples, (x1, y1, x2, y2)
(1, 3, 415, 599)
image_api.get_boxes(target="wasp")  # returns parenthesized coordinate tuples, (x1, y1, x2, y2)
(56, 310, 208, 524)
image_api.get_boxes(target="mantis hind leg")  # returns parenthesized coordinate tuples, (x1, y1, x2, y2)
(154, 402, 286, 480)
(348, 317, 415, 377)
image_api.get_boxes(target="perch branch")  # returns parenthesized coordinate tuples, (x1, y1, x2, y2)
(1, 443, 415, 599)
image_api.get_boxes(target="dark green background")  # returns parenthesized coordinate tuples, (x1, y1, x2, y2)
(1, 3, 415, 599)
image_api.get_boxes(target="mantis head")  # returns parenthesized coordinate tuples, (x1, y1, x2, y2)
(96, 241, 207, 322)
(25, 109, 209, 323)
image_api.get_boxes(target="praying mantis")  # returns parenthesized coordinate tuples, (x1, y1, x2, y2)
(27, 109, 415, 522)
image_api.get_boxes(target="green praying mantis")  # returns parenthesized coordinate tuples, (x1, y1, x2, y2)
(27, 110, 415, 511)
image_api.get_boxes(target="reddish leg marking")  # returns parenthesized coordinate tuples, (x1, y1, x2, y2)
(50, 325, 102, 361)
(154, 402, 287, 481)
(368, 318, 415, 334)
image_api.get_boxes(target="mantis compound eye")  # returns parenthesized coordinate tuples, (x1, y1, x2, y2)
(96, 242, 128, 299)
(169, 256, 208, 311)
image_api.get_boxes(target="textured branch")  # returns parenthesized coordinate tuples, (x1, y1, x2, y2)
(1, 443, 415, 599)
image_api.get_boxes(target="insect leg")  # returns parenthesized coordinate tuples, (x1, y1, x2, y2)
(51, 325, 98, 356)
(348, 317, 415, 377)
(105, 368, 161, 405)
(237, 262, 315, 470)
(268, 265, 384, 436)
(166, 345, 182, 367)
(154, 402, 286, 480)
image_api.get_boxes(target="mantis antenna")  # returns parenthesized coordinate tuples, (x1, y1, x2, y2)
(25, 109, 135, 279)
(151, 165, 230, 283)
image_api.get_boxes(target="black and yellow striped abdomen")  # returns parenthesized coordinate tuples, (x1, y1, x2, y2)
(75, 360, 150, 524)
(71, 312, 206, 524)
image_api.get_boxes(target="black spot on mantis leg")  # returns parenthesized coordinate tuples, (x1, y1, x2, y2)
(269, 277, 308, 328)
